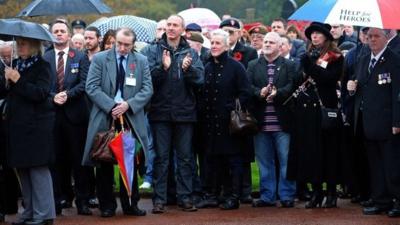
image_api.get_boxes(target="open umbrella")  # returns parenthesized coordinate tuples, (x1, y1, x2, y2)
(289, 0, 400, 29)
(89, 15, 157, 43)
(108, 117, 136, 197)
(17, 0, 112, 17)
(0, 18, 57, 42)
(178, 8, 221, 31)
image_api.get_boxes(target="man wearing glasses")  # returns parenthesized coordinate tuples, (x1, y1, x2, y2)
(249, 25, 268, 57)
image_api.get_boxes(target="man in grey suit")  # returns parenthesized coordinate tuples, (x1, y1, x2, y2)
(82, 28, 153, 217)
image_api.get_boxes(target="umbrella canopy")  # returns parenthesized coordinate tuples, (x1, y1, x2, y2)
(0, 18, 57, 42)
(89, 15, 157, 43)
(289, 0, 400, 29)
(17, 0, 112, 17)
(178, 8, 221, 31)
(109, 127, 136, 197)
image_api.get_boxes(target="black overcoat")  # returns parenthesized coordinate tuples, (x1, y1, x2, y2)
(288, 51, 344, 183)
(0, 57, 55, 168)
(198, 52, 251, 155)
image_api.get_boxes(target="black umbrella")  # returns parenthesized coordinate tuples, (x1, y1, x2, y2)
(0, 18, 57, 42)
(17, 0, 112, 17)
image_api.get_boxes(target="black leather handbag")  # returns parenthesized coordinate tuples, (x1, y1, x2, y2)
(229, 99, 258, 135)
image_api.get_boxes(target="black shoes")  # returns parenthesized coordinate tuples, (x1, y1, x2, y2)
(252, 199, 276, 207)
(100, 209, 115, 218)
(280, 200, 295, 208)
(152, 203, 165, 214)
(363, 205, 391, 215)
(220, 198, 239, 210)
(178, 198, 197, 212)
(123, 205, 146, 216)
(323, 195, 337, 208)
(77, 204, 92, 216)
(305, 193, 324, 209)
(88, 198, 99, 208)
(195, 195, 219, 208)
(388, 200, 400, 218)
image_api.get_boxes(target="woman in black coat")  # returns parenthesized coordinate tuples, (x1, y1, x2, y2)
(197, 29, 251, 210)
(290, 22, 344, 208)
(0, 37, 56, 224)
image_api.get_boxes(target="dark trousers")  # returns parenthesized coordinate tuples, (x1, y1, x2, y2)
(95, 162, 117, 211)
(364, 136, 400, 206)
(0, 166, 19, 214)
(51, 110, 91, 207)
(151, 122, 194, 204)
(206, 154, 243, 199)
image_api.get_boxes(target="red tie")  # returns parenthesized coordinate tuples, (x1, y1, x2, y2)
(57, 51, 65, 92)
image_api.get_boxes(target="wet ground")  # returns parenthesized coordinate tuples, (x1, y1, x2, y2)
(3, 198, 400, 225)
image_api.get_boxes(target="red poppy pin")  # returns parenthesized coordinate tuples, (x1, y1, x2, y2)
(129, 63, 135, 71)
(68, 51, 75, 58)
(233, 52, 243, 61)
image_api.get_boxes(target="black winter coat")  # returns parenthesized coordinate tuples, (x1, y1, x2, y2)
(288, 50, 344, 183)
(0, 57, 55, 168)
(142, 34, 204, 122)
(198, 52, 251, 155)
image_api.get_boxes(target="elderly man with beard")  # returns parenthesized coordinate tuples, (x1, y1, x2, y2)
(247, 32, 296, 208)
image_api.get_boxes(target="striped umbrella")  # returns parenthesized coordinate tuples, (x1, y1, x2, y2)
(89, 15, 157, 43)
(289, 0, 400, 29)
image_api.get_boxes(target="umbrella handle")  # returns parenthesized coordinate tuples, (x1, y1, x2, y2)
(119, 116, 124, 132)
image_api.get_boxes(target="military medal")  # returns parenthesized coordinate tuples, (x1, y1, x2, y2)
(378, 74, 383, 85)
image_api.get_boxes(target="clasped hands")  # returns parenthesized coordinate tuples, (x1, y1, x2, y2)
(162, 50, 192, 71)
(4, 67, 20, 83)
(260, 84, 277, 102)
(111, 101, 129, 120)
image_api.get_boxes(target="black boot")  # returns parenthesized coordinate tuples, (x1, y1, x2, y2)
(220, 196, 239, 210)
(323, 193, 337, 208)
(305, 192, 324, 209)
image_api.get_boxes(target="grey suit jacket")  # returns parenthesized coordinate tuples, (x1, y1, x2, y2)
(82, 47, 153, 166)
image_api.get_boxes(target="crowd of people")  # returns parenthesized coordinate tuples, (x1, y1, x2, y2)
(0, 11, 399, 225)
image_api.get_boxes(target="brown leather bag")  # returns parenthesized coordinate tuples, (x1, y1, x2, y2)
(90, 121, 117, 164)
(229, 99, 258, 135)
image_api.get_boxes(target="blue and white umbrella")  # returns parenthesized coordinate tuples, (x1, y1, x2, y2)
(89, 15, 157, 43)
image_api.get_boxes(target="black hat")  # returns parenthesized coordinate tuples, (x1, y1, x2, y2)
(186, 23, 202, 33)
(71, 19, 86, 29)
(219, 18, 241, 29)
(305, 22, 333, 41)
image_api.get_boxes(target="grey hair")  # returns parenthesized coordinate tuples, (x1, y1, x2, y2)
(210, 29, 229, 47)
(264, 32, 283, 46)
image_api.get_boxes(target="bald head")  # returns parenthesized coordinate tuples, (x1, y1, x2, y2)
(263, 32, 282, 59)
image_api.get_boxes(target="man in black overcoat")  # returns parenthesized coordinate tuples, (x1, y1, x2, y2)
(348, 28, 400, 217)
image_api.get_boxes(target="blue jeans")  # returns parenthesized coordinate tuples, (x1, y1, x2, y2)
(143, 115, 155, 184)
(254, 131, 296, 202)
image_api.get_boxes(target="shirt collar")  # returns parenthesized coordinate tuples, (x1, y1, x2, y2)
(370, 46, 386, 61)
(55, 47, 69, 56)
(115, 49, 128, 61)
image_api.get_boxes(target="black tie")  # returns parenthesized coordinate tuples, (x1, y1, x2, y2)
(369, 58, 376, 73)
(117, 55, 125, 96)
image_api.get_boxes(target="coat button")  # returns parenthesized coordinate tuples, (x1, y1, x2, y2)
(218, 74, 221, 77)
(215, 115, 218, 118)
(213, 97, 217, 101)
(303, 103, 307, 108)
(313, 103, 317, 107)
(215, 90, 218, 93)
